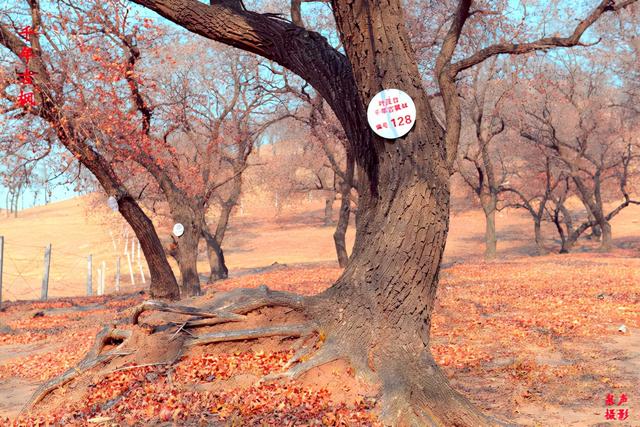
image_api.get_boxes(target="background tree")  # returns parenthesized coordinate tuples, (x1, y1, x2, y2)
(0, 0, 181, 299)
(456, 58, 509, 259)
(518, 63, 639, 252)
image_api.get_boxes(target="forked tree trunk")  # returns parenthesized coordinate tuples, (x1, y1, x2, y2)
(128, 0, 494, 423)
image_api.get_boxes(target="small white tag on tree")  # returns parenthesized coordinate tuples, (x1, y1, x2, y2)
(172, 223, 185, 237)
(107, 196, 118, 211)
(367, 89, 416, 139)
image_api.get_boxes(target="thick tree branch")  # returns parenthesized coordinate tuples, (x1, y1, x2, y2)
(127, 0, 376, 186)
(436, 0, 472, 172)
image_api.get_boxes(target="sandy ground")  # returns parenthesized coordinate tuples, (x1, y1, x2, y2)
(0, 194, 639, 425)
(1, 194, 638, 301)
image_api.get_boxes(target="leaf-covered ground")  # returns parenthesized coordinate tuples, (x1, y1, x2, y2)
(0, 253, 638, 426)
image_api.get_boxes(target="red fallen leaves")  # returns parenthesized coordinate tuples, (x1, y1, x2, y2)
(0, 331, 47, 345)
(208, 382, 378, 426)
(0, 326, 98, 381)
(2, 255, 639, 425)
(175, 349, 293, 381)
(9, 313, 83, 331)
(431, 343, 492, 369)
(11, 352, 379, 426)
(0, 300, 74, 314)
(0, 335, 94, 381)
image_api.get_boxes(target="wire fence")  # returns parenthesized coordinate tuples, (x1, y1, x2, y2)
(0, 234, 148, 305)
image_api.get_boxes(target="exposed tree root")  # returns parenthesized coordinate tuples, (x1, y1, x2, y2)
(131, 300, 246, 325)
(25, 286, 311, 413)
(25, 286, 504, 426)
(262, 339, 340, 382)
(132, 286, 305, 327)
(186, 323, 315, 346)
(22, 326, 133, 413)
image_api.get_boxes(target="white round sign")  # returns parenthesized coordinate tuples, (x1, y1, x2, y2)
(367, 89, 416, 139)
(172, 223, 185, 237)
(107, 196, 118, 212)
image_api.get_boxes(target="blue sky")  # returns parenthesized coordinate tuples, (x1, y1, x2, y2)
(0, 0, 627, 210)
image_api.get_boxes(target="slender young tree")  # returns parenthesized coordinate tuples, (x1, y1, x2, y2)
(457, 58, 508, 259)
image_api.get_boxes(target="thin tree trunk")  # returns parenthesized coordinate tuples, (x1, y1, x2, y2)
(333, 190, 350, 268)
(323, 195, 334, 225)
(481, 197, 497, 259)
(333, 154, 354, 268)
(600, 221, 613, 251)
(207, 177, 240, 281)
(533, 219, 547, 255)
(214, 204, 233, 244)
(203, 228, 228, 282)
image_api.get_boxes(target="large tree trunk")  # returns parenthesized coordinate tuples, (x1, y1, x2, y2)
(303, 2, 491, 424)
(127, 0, 493, 423)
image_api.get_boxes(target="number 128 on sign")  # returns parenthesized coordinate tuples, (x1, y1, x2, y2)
(390, 115, 413, 127)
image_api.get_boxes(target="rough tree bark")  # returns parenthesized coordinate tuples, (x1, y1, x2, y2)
(125, 0, 486, 422)
(122, 0, 638, 424)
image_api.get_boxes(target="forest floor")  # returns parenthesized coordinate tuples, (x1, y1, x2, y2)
(0, 254, 638, 426)
(0, 195, 639, 425)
